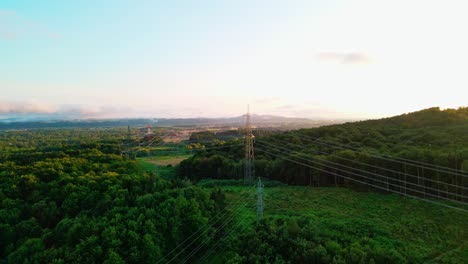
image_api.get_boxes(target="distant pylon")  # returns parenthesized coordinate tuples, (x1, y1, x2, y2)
(244, 105, 255, 184)
(256, 177, 264, 220)
(127, 125, 131, 140)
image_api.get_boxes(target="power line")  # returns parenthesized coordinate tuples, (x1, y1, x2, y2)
(196, 210, 255, 264)
(257, 138, 468, 193)
(290, 132, 468, 176)
(189, 143, 244, 151)
(256, 145, 468, 213)
(314, 137, 468, 177)
(257, 177, 264, 220)
(244, 105, 255, 184)
(255, 145, 468, 213)
(158, 185, 255, 263)
(257, 141, 468, 205)
(124, 142, 243, 158)
(177, 200, 256, 264)
(137, 143, 243, 154)
(186, 138, 243, 144)
(157, 184, 256, 263)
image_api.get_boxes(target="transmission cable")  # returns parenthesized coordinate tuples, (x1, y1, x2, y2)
(255, 146, 468, 213)
(158, 184, 256, 263)
(257, 141, 468, 205)
(257, 138, 468, 194)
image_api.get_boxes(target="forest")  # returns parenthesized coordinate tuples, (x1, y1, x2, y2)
(1, 107, 467, 263)
(0, 129, 229, 263)
(181, 107, 468, 202)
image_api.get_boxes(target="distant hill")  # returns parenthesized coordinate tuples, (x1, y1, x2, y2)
(294, 107, 468, 151)
(0, 115, 341, 130)
(357, 107, 468, 128)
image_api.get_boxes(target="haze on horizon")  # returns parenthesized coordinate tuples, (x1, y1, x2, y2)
(1, 0, 467, 120)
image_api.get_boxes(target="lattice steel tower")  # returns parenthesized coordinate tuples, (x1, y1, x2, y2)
(256, 177, 264, 220)
(244, 105, 255, 184)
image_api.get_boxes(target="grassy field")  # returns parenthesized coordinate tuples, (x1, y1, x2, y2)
(138, 159, 157, 171)
(203, 182, 468, 263)
(137, 154, 192, 179)
(142, 154, 193, 166)
(125, 168, 467, 262)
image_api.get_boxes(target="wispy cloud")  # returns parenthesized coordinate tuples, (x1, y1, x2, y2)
(256, 102, 367, 120)
(316, 52, 373, 64)
(58, 105, 135, 119)
(0, 100, 57, 114)
(0, 9, 60, 40)
(0, 100, 134, 119)
(275, 104, 296, 110)
(254, 97, 282, 105)
(0, 9, 15, 16)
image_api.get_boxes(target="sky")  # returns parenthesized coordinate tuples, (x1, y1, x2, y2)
(1, 0, 467, 120)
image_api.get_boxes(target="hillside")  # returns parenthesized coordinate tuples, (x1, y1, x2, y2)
(202, 183, 468, 263)
(1, 107, 467, 263)
(359, 107, 468, 128)
(181, 107, 468, 207)
(183, 107, 468, 178)
(178, 107, 468, 262)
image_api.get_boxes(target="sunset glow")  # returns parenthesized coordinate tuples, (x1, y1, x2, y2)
(1, 0, 467, 119)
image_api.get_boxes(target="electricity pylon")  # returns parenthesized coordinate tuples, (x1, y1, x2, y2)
(244, 105, 255, 185)
(257, 177, 264, 220)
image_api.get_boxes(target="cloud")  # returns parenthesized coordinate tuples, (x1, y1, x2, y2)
(255, 102, 368, 120)
(58, 105, 135, 119)
(0, 9, 60, 40)
(0, 100, 136, 119)
(0, 9, 15, 17)
(0, 101, 57, 114)
(275, 104, 296, 110)
(316, 52, 373, 64)
(254, 97, 282, 105)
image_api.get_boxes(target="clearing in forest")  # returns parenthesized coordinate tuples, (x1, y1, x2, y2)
(141, 154, 193, 166)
